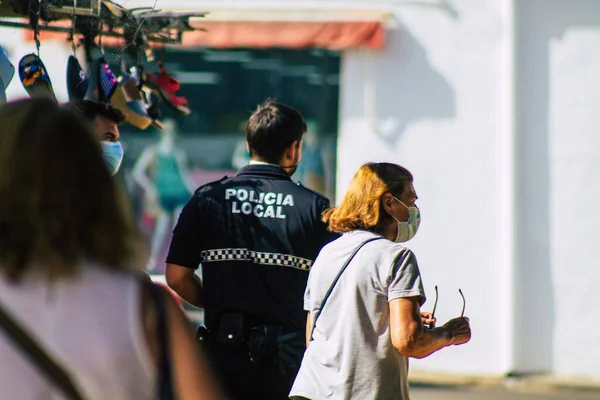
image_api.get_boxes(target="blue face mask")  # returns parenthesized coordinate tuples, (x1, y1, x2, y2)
(100, 141, 124, 176)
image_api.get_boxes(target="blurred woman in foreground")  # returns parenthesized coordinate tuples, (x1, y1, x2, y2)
(290, 162, 471, 400)
(0, 99, 224, 400)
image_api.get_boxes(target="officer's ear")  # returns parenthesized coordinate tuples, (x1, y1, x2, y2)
(285, 140, 302, 163)
(280, 140, 298, 163)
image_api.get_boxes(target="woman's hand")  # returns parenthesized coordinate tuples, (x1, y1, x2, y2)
(442, 317, 471, 345)
(421, 312, 436, 328)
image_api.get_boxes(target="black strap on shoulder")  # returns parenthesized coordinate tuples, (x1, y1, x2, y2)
(309, 237, 384, 341)
(0, 300, 85, 400)
(143, 280, 176, 400)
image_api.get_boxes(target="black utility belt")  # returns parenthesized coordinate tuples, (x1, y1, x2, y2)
(199, 312, 305, 375)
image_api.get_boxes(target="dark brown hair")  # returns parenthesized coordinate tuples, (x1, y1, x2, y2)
(65, 99, 126, 125)
(323, 162, 413, 233)
(245, 98, 307, 164)
(0, 98, 143, 281)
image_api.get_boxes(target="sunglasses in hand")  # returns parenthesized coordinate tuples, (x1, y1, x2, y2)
(424, 285, 466, 329)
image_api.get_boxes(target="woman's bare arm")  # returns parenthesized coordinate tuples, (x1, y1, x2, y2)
(389, 296, 471, 359)
(142, 284, 226, 400)
(305, 311, 311, 348)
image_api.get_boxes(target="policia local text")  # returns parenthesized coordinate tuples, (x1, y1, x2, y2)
(225, 188, 295, 219)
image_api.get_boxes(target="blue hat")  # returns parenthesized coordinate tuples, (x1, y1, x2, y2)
(97, 57, 118, 102)
(18, 53, 56, 102)
(66, 55, 89, 101)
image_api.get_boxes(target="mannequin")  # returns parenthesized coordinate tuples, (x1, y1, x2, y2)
(294, 120, 326, 193)
(231, 120, 250, 170)
(231, 138, 250, 170)
(133, 119, 195, 273)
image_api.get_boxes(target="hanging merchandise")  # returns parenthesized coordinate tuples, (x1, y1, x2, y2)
(110, 73, 154, 130)
(96, 56, 118, 103)
(0, 46, 15, 105)
(83, 44, 104, 101)
(130, 65, 164, 130)
(66, 55, 89, 101)
(146, 95, 161, 121)
(144, 90, 165, 130)
(145, 62, 191, 116)
(65, 1, 88, 101)
(17, 0, 56, 102)
(18, 54, 56, 102)
(0, 0, 208, 131)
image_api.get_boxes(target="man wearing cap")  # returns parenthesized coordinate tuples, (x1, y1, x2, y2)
(66, 99, 126, 176)
(66, 99, 162, 288)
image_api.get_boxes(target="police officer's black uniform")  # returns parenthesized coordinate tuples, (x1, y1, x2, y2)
(166, 164, 338, 400)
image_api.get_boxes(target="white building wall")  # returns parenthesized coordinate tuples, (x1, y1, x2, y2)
(335, 0, 600, 380)
(338, 0, 511, 376)
(515, 0, 600, 379)
(512, 0, 554, 375)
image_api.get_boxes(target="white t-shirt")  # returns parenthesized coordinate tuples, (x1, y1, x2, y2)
(290, 230, 426, 400)
(0, 264, 155, 400)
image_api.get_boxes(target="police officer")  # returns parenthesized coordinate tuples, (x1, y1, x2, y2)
(165, 99, 338, 400)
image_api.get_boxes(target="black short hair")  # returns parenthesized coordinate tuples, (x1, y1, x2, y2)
(245, 99, 307, 164)
(65, 100, 126, 125)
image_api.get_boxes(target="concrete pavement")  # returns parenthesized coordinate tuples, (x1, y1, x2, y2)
(408, 371, 600, 399)
(411, 385, 600, 400)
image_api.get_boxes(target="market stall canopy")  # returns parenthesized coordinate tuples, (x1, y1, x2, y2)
(180, 20, 384, 50)
(15, 8, 389, 50)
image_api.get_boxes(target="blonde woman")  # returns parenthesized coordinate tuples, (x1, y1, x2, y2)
(290, 162, 471, 400)
(0, 99, 225, 400)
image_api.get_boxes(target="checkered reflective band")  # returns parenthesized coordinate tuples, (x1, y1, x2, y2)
(199, 248, 313, 270)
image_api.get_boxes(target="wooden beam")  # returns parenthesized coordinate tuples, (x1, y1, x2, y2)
(0, 0, 101, 18)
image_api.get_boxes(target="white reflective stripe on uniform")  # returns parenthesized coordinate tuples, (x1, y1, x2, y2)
(199, 248, 313, 270)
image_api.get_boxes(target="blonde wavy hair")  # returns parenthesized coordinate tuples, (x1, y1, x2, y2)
(323, 162, 413, 233)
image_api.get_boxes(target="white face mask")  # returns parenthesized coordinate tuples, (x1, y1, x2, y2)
(391, 196, 421, 242)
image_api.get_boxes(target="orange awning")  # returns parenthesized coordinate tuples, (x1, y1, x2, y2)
(180, 21, 384, 50)
(24, 20, 384, 50)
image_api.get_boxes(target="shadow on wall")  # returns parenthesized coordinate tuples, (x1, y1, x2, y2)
(514, 0, 554, 375)
(409, 0, 461, 20)
(514, 0, 600, 375)
(359, 23, 456, 146)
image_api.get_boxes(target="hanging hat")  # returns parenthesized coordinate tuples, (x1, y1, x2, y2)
(84, 46, 105, 101)
(110, 74, 153, 131)
(0, 46, 15, 105)
(97, 57, 118, 103)
(18, 53, 56, 102)
(66, 55, 89, 101)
